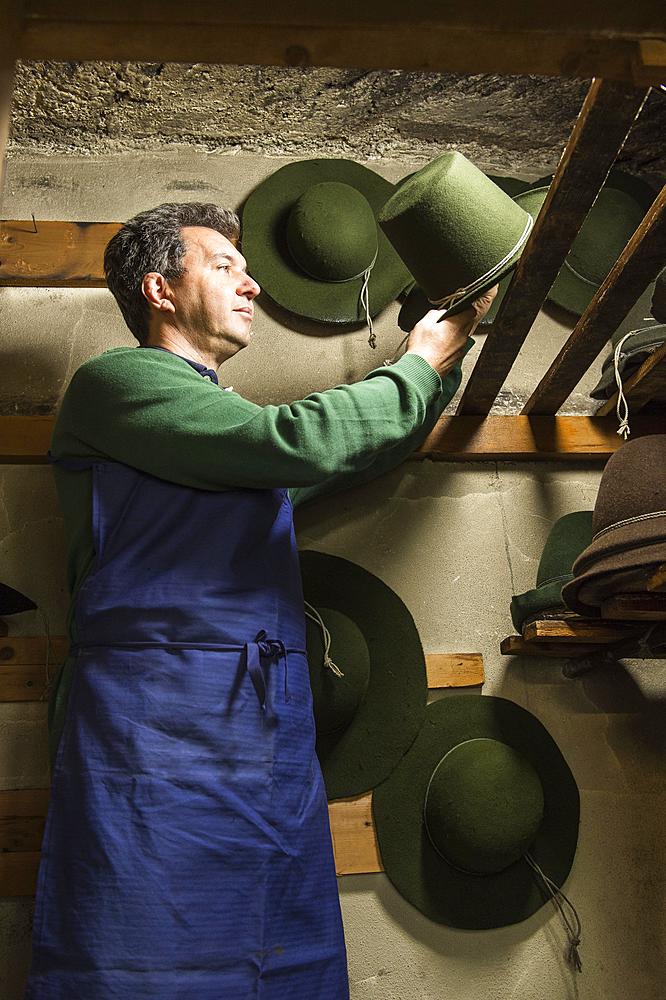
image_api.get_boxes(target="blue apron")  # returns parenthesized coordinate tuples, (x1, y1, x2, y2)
(26, 459, 348, 999)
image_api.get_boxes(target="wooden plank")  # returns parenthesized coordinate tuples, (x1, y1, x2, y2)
(523, 184, 666, 415)
(633, 39, 666, 85)
(601, 593, 666, 620)
(523, 618, 640, 644)
(425, 653, 483, 688)
(457, 79, 651, 416)
(500, 635, 603, 658)
(329, 793, 383, 876)
(647, 565, 666, 593)
(0, 220, 119, 287)
(5, 414, 666, 465)
(0, 815, 45, 852)
(0, 787, 50, 818)
(595, 341, 666, 416)
(17, 2, 666, 83)
(0, 636, 69, 663)
(0, 641, 478, 700)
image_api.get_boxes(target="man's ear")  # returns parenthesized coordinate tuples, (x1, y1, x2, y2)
(142, 272, 176, 314)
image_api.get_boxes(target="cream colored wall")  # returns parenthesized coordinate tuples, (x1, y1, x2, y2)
(1, 151, 664, 999)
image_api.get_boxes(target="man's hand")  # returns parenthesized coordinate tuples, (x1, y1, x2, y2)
(403, 284, 498, 379)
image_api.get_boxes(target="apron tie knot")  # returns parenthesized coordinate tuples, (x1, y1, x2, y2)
(245, 630, 288, 718)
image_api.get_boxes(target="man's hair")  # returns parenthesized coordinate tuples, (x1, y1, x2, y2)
(104, 202, 241, 344)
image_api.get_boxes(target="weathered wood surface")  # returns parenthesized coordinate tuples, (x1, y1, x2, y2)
(524, 184, 666, 415)
(0, 220, 119, 286)
(457, 80, 651, 416)
(523, 618, 641, 644)
(647, 565, 666, 593)
(0, 641, 482, 701)
(328, 793, 383, 876)
(15, 2, 666, 83)
(595, 341, 666, 416)
(600, 593, 666, 620)
(500, 635, 602, 658)
(5, 414, 666, 465)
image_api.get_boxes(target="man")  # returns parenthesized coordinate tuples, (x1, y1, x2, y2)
(25, 202, 494, 1000)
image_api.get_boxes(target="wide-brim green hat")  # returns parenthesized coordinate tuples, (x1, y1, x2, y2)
(0, 582, 36, 615)
(396, 174, 533, 333)
(510, 511, 594, 632)
(372, 695, 580, 929)
(590, 322, 666, 399)
(299, 550, 427, 801)
(652, 269, 666, 322)
(380, 153, 534, 322)
(547, 170, 656, 317)
(241, 159, 412, 324)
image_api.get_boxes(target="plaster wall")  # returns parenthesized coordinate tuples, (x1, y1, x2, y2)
(1, 150, 665, 1000)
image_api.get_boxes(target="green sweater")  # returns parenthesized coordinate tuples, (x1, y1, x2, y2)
(47, 343, 469, 757)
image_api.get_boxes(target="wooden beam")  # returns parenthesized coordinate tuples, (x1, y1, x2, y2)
(5, 414, 666, 465)
(457, 79, 651, 416)
(500, 635, 604, 658)
(0, 220, 118, 286)
(600, 593, 666, 620)
(16, 3, 666, 83)
(647, 565, 666, 593)
(329, 793, 383, 876)
(523, 618, 641, 644)
(523, 184, 666, 414)
(0, 2, 22, 210)
(0, 640, 483, 701)
(595, 341, 666, 416)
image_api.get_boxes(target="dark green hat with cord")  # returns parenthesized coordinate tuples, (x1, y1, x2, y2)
(651, 268, 666, 322)
(510, 511, 594, 632)
(241, 159, 412, 334)
(396, 172, 533, 333)
(372, 695, 581, 956)
(546, 169, 655, 317)
(590, 322, 666, 399)
(300, 549, 427, 801)
(379, 152, 534, 324)
(0, 582, 36, 616)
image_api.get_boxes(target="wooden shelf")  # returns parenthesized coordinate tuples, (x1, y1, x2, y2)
(14, 2, 666, 84)
(600, 593, 666, 621)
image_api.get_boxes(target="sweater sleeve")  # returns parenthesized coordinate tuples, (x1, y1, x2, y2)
(52, 345, 467, 493)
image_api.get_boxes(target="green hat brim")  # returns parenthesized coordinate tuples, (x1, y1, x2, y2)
(242, 159, 412, 324)
(397, 175, 532, 333)
(372, 695, 580, 929)
(510, 578, 571, 632)
(300, 550, 427, 800)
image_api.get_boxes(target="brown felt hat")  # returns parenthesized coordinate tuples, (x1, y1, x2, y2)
(562, 435, 666, 615)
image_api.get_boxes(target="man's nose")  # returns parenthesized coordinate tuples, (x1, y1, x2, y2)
(240, 274, 261, 299)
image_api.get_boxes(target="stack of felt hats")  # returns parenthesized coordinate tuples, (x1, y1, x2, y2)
(302, 551, 582, 954)
(510, 512, 595, 633)
(563, 435, 666, 616)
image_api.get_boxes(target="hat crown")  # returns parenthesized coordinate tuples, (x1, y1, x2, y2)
(424, 738, 544, 875)
(306, 606, 371, 736)
(379, 151, 531, 303)
(566, 188, 645, 284)
(536, 511, 594, 586)
(286, 181, 378, 283)
(592, 434, 666, 537)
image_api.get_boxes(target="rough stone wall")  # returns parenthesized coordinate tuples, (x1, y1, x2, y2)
(9, 63, 666, 186)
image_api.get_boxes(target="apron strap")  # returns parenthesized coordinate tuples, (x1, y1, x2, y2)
(244, 631, 289, 720)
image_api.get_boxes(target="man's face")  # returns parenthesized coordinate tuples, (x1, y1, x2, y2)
(168, 226, 261, 359)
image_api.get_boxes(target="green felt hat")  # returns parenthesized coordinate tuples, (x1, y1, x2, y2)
(396, 174, 533, 333)
(652, 269, 666, 322)
(300, 550, 427, 801)
(510, 512, 594, 632)
(372, 695, 580, 929)
(380, 153, 534, 322)
(590, 322, 666, 399)
(547, 171, 655, 317)
(241, 159, 412, 324)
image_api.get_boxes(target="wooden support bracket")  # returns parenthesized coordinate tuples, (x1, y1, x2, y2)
(524, 184, 666, 415)
(457, 78, 650, 416)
